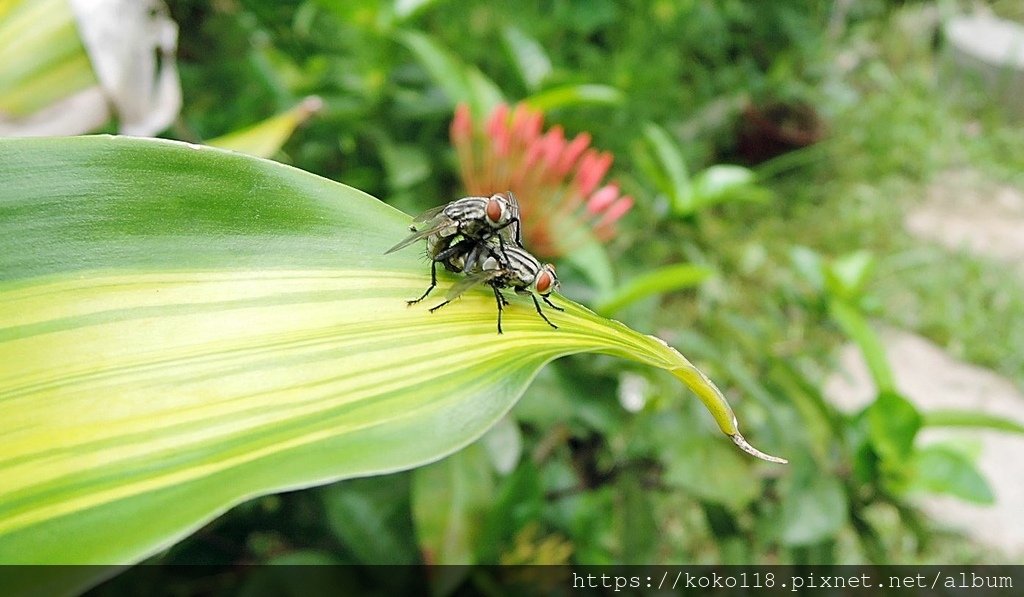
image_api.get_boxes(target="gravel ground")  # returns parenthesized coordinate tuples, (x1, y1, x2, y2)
(826, 169, 1024, 561)
(826, 328, 1024, 560)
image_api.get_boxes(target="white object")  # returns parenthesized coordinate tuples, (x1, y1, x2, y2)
(0, 0, 180, 136)
(945, 13, 1024, 118)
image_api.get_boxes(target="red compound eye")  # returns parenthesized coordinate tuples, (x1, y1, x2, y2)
(536, 271, 552, 294)
(486, 197, 503, 224)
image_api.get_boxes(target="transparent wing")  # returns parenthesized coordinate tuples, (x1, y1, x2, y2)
(446, 269, 503, 300)
(411, 204, 448, 224)
(384, 218, 449, 254)
(498, 192, 523, 245)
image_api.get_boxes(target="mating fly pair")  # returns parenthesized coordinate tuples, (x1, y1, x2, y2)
(385, 192, 562, 334)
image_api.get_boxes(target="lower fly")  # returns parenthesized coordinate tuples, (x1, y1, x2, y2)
(428, 241, 563, 334)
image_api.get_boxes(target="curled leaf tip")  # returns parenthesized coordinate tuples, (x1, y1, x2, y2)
(731, 433, 788, 464)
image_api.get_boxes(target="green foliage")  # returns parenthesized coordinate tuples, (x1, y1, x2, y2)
(7, 0, 1024, 589)
(634, 122, 771, 217)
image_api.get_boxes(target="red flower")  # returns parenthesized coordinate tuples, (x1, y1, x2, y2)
(450, 103, 633, 258)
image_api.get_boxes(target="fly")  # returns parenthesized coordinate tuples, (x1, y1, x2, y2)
(428, 241, 563, 334)
(386, 192, 523, 305)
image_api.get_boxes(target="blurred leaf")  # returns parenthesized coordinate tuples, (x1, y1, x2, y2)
(395, 29, 503, 117)
(907, 445, 994, 504)
(510, 365, 575, 427)
(789, 246, 826, 294)
(867, 391, 922, 466)
(768, 360, 842, 462)
(779, 459, 849, 546)
(641, 122, 693, 214)
(659, 413, 761, 512)
(501, 25, 552, 91)
(690, 164, 767, 209)
(393, 0, 438, 21)
(594, 263, 712, 317)
(238, 552, 361, 597)
(464, 68, 505, 116)
(825, 250, 875, 303)
(523, 84, 623, 111)
(559, 237, 616, 294)
(481, 416, 522, 475)
(395, 29, 470, 104)
(411, 444, 494, 566)
(0, 0, 95, 116)
(372, 135, 431, 191)
(320, 476, 419, 565)
(266, 550, 341, 565)
(923, 409, 1024, 435)
(828, 299, 896, 393)
(618, 471, 658, 563)
(208, 96, 323, 159)
(477, 460, 543, 563)
(0, 136, 782, 578)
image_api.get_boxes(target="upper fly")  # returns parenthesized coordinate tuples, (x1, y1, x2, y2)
(387, 192, 524, 305)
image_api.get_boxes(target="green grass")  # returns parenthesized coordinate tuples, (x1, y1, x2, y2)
(696, 3, 1024, 392)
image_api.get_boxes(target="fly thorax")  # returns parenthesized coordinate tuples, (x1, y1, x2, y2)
(439, 221, 459, 237)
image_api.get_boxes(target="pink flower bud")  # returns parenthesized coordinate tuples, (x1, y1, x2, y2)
(541, 126, 566, 170)
(555, 132, 591, 177)
(486, 103, 509, 139)
(575, 150, 613, 197)
(450, 103, 473, 146)
(586, 184, 619, 214)
(597, 195, 633, 227)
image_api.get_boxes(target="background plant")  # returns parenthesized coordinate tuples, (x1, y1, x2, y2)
(5, 0, 1024, 590)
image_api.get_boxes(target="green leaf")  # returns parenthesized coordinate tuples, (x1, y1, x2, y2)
(866, 391, 922, 465)
(0, 136, 783, 573)
(480, 415, 522, 475)
(0, 0, 96, 116)
(641, 122, 692, 215)
(690, 164, 768, 209)
(207, 96, 324, 159)
(395, 29, 503, 117)
(394, 29, 470, 104)
(923, 409, 1024, 435)
(907, 446, 994, 504)
(411, 444, 493, 566)
(594, 263, 711, 316)
(828, 299, 896, 393)
(476, 460, 543, 563)
(320, 476, 419, 565)
(523, 84, 623, 111)
(656, 409, 761, 513)
(788, 246, 826, 294)
(501, 25, 552, 91)
(558, 237, 616, 294)
(778, 458, 849, 546)
(393, 0, 439, 21)
(825, 250, 875, 302)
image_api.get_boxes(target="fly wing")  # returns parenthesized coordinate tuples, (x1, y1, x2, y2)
(411, 204, 447, 224)
(498, 192, 523, 245)
(445, 269, 503, 301)
(384, 218, 449, 254)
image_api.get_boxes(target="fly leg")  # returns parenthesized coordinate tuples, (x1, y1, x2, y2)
(428, 299, 452, 313)
(434, 238, 474, 273)
(408, 259, 438, 305)
(542, 295, 564, 311)
(519, 289, 558, 329)
(412, 239, 475, 305)
(491, 284, 505, 334)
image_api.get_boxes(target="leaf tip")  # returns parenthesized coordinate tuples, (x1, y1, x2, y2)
(730, 433, 788, 464)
